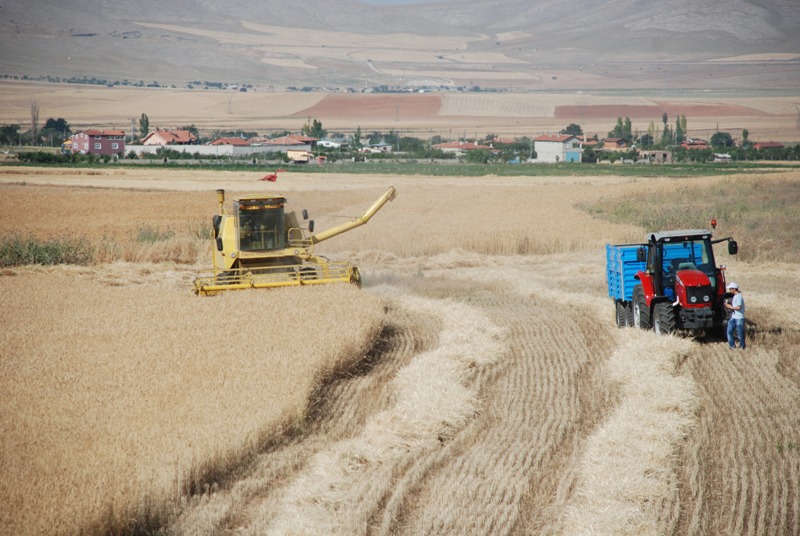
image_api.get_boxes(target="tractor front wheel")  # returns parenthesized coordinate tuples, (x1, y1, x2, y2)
(633, 286, 651, 330)
(653, 302, 676, 335)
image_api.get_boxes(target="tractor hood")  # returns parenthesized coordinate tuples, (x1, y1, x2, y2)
(676, 269, 710, 288)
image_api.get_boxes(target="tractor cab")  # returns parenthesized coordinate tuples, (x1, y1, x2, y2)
(637, 229, 738, 302)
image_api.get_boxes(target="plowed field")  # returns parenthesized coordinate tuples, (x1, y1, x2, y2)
(1, 168, 798, 535)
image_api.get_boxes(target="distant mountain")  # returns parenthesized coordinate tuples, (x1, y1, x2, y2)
(1, 0, 798, 90)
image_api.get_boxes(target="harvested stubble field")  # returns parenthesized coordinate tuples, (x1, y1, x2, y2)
(1, 167, 799, 535)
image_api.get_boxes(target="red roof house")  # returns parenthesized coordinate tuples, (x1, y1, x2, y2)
(141, 129, 197, 146)
(209, 137, 251, 146)
(432, 141, 492, 154)
(681, 139, 709, 150)
(753, 141, 784, 150)
(71, 130, 126, 156)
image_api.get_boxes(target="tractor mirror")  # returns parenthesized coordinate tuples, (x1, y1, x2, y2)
(637, 246, 646, 262)
(728, 240, 738, 255)
(302, 209, 309, 220)
(216, 237, 223, 251)
(308, 220, 315, 233)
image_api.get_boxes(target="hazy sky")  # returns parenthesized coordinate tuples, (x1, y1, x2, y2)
(359, 0, 442, 4)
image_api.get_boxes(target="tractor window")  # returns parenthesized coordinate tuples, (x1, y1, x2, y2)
(662, 239, 714, 276)
(237, 206, 286, 251)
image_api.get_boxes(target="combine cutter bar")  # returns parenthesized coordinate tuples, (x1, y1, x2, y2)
(193, 262, 357, 296)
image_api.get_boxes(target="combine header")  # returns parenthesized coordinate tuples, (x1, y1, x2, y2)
(194, 186, 396, 295)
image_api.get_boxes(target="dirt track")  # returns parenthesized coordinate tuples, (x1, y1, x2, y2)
(2, 170, 798, 535)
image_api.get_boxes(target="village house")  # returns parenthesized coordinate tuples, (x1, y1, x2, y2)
(681, 139, 710, 150)
(432, 140, 493, 156)
(71, 129, 126, 156)
(577, 134, 600, 149)
(533, 134, 583, 163)
(141, 129, 197, 146)
(639, 150, 673, 164)
(286, 134, 318, 148)
(602, 137, 629, 151)
(209, 136, 251, 146)
(262, 135, 307, 147)
(367, 140, 393, 153)
(753, 141, 784, 150)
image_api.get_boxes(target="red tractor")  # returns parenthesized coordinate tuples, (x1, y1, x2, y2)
(607, 229, 738, 335)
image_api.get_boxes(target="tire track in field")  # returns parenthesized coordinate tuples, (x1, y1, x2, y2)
(253, 289, 506, 535)
(379, 290, 616, 535)
(677, 341, 800, 536)
(164, 302, 440, 535)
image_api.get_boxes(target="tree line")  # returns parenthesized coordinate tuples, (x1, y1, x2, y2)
(4, 110, 799, 164)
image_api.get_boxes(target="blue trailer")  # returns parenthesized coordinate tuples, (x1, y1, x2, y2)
(606, 243, 646, 327)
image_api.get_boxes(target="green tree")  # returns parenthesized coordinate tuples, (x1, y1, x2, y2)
(741, 128, 750, 148)
(561, 123, 583, 136)
(609, 117, 624, 138)
(42, 118, 71, 146)
(180, 124, 200, 137)
(623, 117, 632, 140)
(711, 131, 734, 147)
(302, 118, 325, 139)
(0, 124, 21, 145)
(139, 113, 150, 139)
(675, 116, 685, 144)
(352, 126, 363, 149)
(638, 133, 654, 149)
(465, 149, 491, 164)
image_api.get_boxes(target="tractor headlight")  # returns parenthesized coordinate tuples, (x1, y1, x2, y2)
(703, 295, 710, 302)
(690, 296, 697, 303)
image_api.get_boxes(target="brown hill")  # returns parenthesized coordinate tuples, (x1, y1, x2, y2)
(1, 0, 798, 90)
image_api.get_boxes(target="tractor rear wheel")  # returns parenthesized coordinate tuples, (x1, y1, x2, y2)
(633, 286, 651, 330)
(653, 302, 676, 335)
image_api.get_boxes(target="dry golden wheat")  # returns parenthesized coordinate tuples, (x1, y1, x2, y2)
(2, 169, 799, 535)
(0, 269, 385, 535)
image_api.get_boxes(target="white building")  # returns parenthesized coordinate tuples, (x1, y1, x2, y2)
(534, 134, 583, 163)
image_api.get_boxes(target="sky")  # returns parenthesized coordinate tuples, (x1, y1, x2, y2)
(359, 0, 442, 4)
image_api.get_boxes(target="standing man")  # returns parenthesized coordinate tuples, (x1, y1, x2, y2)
(725, 282, 746, 350)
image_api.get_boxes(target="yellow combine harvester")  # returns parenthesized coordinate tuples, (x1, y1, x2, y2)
(193, 186, 396, 295)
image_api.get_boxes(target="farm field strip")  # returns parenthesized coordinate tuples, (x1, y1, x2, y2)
(680, 343, 800, 535)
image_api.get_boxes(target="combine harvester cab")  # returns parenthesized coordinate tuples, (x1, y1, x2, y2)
(194, 186, 396, 295)
(606, 227, 738, 335)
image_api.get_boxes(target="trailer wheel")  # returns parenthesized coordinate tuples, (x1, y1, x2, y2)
(633, 286, 651, 330)
(624, 302, 634, 327)
(615, 301, 626, 328)
(653, 303, 676, 335)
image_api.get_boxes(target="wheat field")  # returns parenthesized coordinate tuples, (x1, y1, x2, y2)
(1, 167, 799, 535)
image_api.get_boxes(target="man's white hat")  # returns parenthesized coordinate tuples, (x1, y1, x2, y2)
(727, 282, 739, 290)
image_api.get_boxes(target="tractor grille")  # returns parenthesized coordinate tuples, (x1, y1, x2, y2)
(686, 285, 713, 306)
